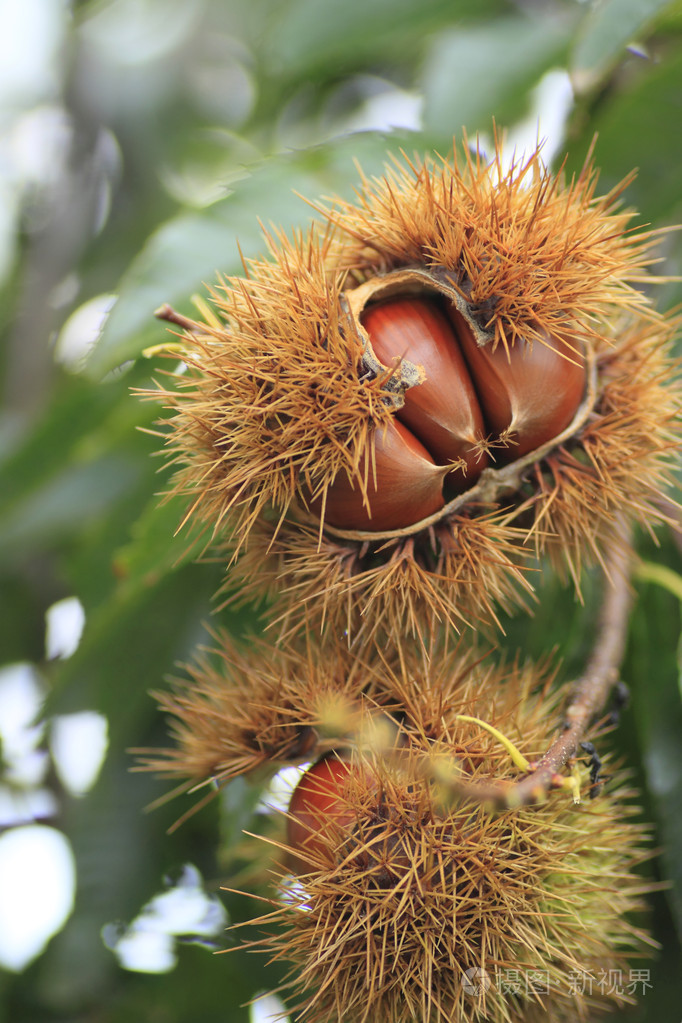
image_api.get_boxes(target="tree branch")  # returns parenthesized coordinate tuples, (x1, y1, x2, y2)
(451, 515, 634, 807)
(154, 303, 202, 332)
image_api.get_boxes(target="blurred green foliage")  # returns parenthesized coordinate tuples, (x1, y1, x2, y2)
(1, 0, 682, 1020)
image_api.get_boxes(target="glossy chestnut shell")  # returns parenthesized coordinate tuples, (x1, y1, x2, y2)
(319, 284, 588, 533)
(287, 754, 361, 871)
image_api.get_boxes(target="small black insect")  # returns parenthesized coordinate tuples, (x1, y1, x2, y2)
(580, 741, 606, 799)
(607, 681, 630, 726)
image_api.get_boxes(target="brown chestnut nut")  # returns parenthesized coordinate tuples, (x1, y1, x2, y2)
(362, 297, 488, 488)
(287, 754, 362, 871)
(449, 306, 587, 459)
(317, 417, 447, 531)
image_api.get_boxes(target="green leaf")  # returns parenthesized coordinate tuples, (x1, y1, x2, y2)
(0, 367, 159, 572)
(0, 455, 143, 565)
(496, 560, 600, 681)
(0, 572, 46, 664)
(627, 552, 682, 943)
(421, 14, 575, 139)
(87, 132, 419, 378)
(259, 0, 505, 79)
(219, 776, 266, 852)
(46, 564, 219, 737)
(565, 39, 682, 227)
(0, 373, 128, 508)
(572, 0, 676, 85)
(112, 492, 211, 591)
(104, 944, 254, 1023)
(47, 554, 260, 742)
(635, 560, 682, 601)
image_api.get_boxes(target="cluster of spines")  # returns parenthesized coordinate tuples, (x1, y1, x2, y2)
(141, 136, 679, 1022)
(324, 143, 661, 351)
(221, 511, 537, 647)
(147, 140, 680, 650)
(139, 632, 655, 1022)
(151, 224, 396, 556)
(254, 772, 651, 1023)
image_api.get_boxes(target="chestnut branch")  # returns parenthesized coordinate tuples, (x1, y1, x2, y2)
(154, 303, 201, 333)
(450, 515, 633, 808)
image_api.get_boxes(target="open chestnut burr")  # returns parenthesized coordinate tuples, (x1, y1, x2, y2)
(152, 141, 679, 643)
(318, 283, 587, 532)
